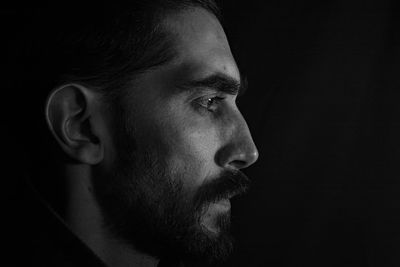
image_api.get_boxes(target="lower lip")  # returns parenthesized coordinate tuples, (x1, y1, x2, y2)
(214, 199, 231, 209)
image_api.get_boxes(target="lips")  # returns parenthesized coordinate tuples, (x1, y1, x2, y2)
(214, 199, 231, 209)
(193, 169, 250, 212)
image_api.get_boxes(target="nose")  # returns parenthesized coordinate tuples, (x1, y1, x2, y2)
(216, 115, 259, 170)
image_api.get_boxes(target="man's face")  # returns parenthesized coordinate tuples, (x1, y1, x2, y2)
(93, 7, 258, 264)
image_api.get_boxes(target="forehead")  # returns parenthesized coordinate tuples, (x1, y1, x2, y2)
(162, 7, 240, 81)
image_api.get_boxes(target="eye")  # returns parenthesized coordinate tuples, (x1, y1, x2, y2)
(195, 96, 225, 112)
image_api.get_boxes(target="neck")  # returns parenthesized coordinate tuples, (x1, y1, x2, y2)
(63, 164, 159, 267)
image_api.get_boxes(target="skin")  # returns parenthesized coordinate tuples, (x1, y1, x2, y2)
(45, 7, 258, 267)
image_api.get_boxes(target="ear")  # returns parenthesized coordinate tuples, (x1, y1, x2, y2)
(45, 84, 104, 165)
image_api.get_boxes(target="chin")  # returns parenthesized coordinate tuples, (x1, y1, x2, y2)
(200, 200, 232, 231)
(182, 212, 234, 265)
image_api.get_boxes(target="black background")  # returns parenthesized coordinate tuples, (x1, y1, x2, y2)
(219, 0, 400, 266)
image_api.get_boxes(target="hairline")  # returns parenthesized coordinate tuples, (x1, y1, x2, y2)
(101, 5, 222, 104)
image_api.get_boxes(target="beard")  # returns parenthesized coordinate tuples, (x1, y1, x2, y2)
(92, 104, 250, 264)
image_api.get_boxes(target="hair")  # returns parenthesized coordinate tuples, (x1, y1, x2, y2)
(3, 0, 221, 209)
(9, 1, 221, 99)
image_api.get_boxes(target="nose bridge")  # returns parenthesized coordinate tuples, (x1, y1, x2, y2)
(217, 107, 259, 169)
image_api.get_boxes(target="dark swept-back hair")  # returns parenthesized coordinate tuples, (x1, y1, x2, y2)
(3, 0, 221, 205)
(11, 0, 221, 99)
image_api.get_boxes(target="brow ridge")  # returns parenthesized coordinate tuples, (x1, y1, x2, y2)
(180, 73, 247, 96)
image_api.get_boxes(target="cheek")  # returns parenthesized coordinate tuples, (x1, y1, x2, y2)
(160, 115, 221, 189)
(132, 95, 224, 189)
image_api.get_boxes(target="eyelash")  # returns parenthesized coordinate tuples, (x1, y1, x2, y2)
(195, 96, 225, 112)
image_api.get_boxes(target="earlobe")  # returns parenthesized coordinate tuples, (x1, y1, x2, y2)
(45, 84, 104, 165)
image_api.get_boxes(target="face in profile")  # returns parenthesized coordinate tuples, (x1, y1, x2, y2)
(92, 7, 258, 264)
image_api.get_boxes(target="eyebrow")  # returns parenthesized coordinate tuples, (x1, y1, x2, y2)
(178, 73, 248, 97)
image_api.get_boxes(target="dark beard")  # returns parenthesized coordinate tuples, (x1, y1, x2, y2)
(92, 106, 250, 264)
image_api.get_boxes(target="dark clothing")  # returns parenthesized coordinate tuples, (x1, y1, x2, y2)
(5, 175, 107, 267)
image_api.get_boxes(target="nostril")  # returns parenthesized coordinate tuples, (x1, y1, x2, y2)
(216, 145, 259, 169)
(233, 149, 258, 169)
(230, 159, 249, 170)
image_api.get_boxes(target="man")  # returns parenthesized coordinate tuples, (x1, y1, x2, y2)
(5, 1, 258, 266)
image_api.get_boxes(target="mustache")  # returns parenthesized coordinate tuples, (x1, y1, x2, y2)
(193, 169, 251, 210)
